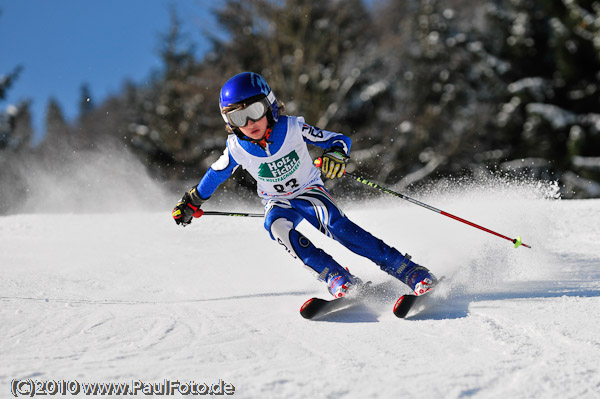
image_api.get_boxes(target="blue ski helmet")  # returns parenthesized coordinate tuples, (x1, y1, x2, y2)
(219, 72, 279, 127)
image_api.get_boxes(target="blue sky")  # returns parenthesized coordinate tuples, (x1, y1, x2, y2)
(0, 0, 217, 143)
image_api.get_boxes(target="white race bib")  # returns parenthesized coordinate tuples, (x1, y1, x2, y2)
(227, 116, 323, 199)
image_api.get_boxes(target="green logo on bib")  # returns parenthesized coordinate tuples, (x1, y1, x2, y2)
(258, 150, 300, 182)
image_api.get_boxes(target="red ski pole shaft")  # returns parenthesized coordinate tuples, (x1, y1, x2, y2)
(345, 172, 531, 248)
(311, 156, 531, 248)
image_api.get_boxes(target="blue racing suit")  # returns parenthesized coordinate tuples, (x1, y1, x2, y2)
(195, 116, 429, 290)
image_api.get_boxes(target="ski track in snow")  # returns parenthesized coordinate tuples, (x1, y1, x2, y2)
(1, 190, 600, 399)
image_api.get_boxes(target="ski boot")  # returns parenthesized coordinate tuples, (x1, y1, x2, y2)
(381, 252, 437, 296)
(326, 269, 362, 298)
(408, 268, 437, 296)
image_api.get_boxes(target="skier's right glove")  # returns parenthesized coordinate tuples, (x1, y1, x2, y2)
(172, 186, 206, 226)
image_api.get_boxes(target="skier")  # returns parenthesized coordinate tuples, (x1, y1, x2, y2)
(172, 72, 436, 298)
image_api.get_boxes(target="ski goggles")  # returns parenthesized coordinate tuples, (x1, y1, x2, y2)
(221, 92, 275, 127)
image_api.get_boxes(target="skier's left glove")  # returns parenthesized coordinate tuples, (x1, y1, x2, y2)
(319, 147, 349, 179)
(172, 186, 206, 226)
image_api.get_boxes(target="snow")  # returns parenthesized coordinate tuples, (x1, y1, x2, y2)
(2, 159, 600, 399)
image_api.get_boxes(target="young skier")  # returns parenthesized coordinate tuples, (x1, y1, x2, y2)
(172, 72, 436, 298)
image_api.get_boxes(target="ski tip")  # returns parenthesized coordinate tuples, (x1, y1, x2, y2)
(393, 294, 419, 318)
(300, 297, 322, 320)
(300, 298, 315, 313)
(393, 296, 405, 313)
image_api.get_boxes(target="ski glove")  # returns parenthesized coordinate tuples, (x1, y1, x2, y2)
(172, 186, 206, 226)
(320, 147, 349, 179)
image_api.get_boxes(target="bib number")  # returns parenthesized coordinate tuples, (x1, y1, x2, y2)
(274, 178, 299, 193)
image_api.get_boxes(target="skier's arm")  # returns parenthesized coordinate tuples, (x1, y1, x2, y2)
(299, 122, 351, 155)
(172, 147, 239, 226)
(196, 146, 239, 199)
(300, 121, 351, 179)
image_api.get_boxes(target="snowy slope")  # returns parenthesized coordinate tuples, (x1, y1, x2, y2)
(1, 162, 600, 398)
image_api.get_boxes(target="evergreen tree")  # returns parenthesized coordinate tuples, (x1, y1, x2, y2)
(487, 0, 600, 195)
(211, 0, 374, 128)
(367, 0, 506, 187)
(129, 6, 204, 180)
(0, 66, 24, 151)
(7, 100, 33, 151)
(0, 65, 22, 101)
(42, 97, 70, 153)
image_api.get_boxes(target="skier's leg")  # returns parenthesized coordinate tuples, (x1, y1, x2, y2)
(264, 202, 359, 297)
(331, 216, 436, 294)
(294, 187, 436, 295)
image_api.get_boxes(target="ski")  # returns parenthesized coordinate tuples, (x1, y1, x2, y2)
(300, 281, 386, 320)
(300, 296, 358, 319)
(393, 294, 427, 318)
(300, 279, 444, 319)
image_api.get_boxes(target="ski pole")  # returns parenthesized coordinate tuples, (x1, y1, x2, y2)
(315, 158, 531, 249)
(202, 210, 263, 218)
